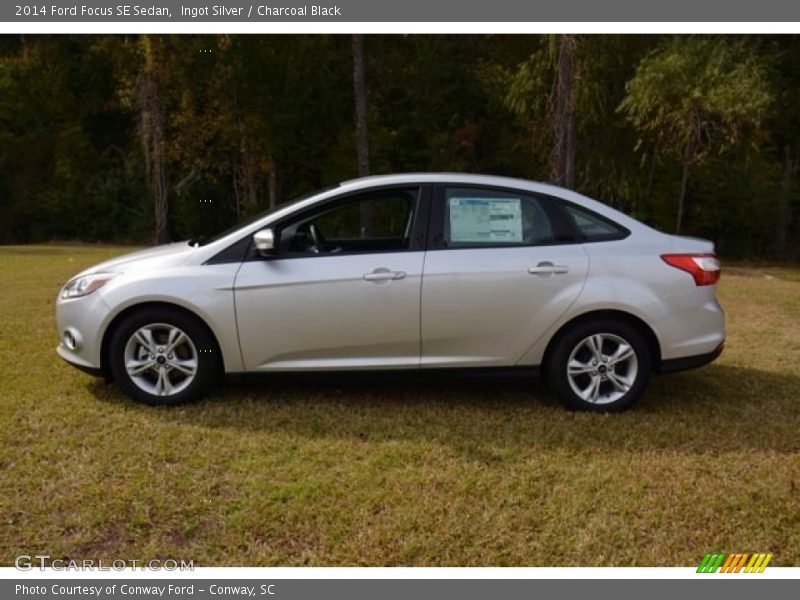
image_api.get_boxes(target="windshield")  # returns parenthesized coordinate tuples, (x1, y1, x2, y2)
(189, 186, 337, 247)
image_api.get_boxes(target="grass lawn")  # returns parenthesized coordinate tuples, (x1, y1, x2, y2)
(0, 244, 798, 567)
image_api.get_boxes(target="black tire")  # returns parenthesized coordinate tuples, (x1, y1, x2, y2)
(546, 318, 652, 412)
(108, 306, 221, 406)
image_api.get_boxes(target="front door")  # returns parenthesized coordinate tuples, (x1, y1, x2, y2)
(234, 187, 427, 371)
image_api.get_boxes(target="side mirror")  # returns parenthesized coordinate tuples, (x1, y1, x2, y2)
(253, 228, 276, 256)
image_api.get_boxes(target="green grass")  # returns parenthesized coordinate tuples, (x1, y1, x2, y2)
(0, 244, 798, 566)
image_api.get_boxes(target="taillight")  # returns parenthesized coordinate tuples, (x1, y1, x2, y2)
(661, 253, 720, 286)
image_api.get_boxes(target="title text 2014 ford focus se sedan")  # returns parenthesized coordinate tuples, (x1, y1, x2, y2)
(56, 174, 725, 411)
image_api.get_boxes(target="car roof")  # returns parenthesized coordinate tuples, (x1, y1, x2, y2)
(336, 173, 649, 232)
(338, 172, 565, 196)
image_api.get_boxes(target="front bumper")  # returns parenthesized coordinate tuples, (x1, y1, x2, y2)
(56, 344, 104, 377)
(54, 291, 112, 373)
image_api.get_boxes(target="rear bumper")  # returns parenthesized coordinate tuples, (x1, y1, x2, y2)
(658, 342, 723, 374)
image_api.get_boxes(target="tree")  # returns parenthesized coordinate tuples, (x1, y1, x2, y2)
(762, 36, 800, 258)
(136, 35, 170, 244)
(619, 36, 772, 233)
(502, 35, 579, 188)
(352, 33, 371, 235)
(352, 34, 370, 177)
(552, 34, 577, 188)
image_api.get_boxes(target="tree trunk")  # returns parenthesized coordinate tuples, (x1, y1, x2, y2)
(352, 33, 371, 236)
(645, 145, 660, 199)
(138, 35, 170, 244)
(268, 155, 277, 210)
(552, 34, 577, 189)
(676, 161, 690, 235)
(774, 143, 796, 258)
(352, 34, 370, 177)
(232, 169, 241, 217)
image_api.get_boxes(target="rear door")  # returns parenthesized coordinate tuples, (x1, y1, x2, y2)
(421, 185, 589, 367)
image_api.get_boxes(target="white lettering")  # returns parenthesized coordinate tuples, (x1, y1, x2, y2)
(210, 585, 257, 596)
(214, 5, 244, 16)
(312, 5, 342, 16)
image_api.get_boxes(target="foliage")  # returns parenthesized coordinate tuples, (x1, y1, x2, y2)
(620, 37, 772, 164)
(619, 36, 773, 232)
(0, 35, 798, 258)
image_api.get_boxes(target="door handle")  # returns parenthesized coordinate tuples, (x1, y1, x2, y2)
(363, 269, 406, 282)
(528, 262, 569, 275)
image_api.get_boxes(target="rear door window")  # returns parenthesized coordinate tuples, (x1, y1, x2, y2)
(442, 187, 555, 248)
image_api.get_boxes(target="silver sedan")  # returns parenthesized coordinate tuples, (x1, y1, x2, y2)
(56, 173, 724, 411)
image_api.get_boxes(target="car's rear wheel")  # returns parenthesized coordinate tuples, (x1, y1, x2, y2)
(547, 319, 652, 412)
(108, 307, 220, 405)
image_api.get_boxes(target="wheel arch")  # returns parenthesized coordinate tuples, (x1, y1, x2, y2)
(100, 301, 223, 381)
(541, 309, 662, 376)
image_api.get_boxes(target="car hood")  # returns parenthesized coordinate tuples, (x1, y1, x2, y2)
(75, 242, 197, 278)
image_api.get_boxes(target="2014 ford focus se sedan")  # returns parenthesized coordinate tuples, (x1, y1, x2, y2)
(55, 173, 724, 411)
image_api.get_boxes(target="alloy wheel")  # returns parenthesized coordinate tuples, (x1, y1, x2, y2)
(566, 333, 639, 405)
(123, 323, 198, 397)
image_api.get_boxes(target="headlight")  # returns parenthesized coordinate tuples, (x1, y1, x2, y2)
(60, 272, 118, 299)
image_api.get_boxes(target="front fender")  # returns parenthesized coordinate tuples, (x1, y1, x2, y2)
(97, 263, 243, 372)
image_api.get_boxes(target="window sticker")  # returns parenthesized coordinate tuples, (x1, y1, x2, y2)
(448, 197, 523, 243)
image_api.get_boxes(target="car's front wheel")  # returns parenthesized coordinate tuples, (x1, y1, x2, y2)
(547, 319, 652, 412)
(108, 307, 220, 405)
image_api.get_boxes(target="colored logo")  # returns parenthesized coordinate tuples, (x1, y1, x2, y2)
(697, 552, 772, 573)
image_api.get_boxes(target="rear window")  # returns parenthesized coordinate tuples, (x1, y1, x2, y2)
(560, 203, 628, 242)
